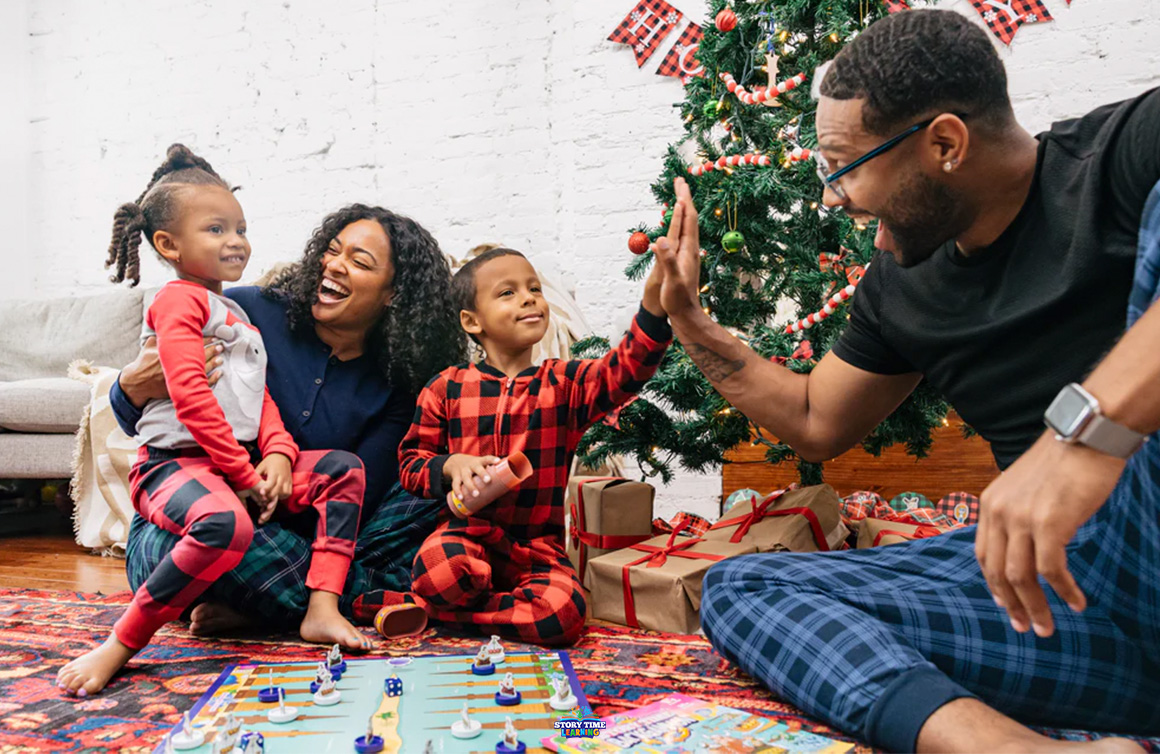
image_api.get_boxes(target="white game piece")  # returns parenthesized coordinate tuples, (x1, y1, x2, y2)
(170, 711, 206, 750)
(450, 701, 482, 739)
(549, 674, 578, 712)
(485, 634, 506, 663)
(217, 713, 241, 749)
(327, 643, 343, 667)
(313, 674, 341, 706)
(163, 733, 176, 754)
(502, 716, 520, 747)
(314, 661, 332, 687)
(268, 687, 300, 724)
(498, 672, 516, 697)
(474, 645, 492, 667)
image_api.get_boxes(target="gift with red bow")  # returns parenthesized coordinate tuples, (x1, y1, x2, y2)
(566, 476, 656, 583)
(703, 484, 848, 553)
(585, 520, 757, 633)
(856, 517, 953, 549)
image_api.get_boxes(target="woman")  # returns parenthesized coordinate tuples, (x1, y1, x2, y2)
(110, 204, 466, 648)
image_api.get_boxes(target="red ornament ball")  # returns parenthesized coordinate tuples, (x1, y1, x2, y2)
(628, 232, 651, 256)
(715, 8, 738, 32)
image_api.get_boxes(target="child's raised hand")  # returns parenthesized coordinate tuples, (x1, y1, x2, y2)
(443, 454, 501, 501)
(255, 453, 293, 523)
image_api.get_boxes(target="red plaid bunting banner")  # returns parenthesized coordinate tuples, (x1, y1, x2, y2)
(656, 23, 705, 82)
(969, 0, 1052, 45)
(608, 0, 683, 67)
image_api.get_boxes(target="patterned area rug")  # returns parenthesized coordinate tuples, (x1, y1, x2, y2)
(0, 588, 1154, 753)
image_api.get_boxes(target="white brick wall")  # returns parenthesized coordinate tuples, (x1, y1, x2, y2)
(7, 0, 1160, 518)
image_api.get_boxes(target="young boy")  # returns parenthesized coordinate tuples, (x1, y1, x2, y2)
(358, 248, 670, 645)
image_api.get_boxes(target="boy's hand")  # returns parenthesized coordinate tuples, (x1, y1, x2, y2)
(642, 256, 665, 318)
(255, 453, 294, 523)
(443, 454, 501, 501)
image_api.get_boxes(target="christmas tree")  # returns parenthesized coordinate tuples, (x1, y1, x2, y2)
(576, 0, 950, 486)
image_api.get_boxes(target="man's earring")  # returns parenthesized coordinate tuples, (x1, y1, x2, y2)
(943, 160, 958, 173)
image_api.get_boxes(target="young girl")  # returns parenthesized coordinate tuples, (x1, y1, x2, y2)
(57, 145, 369, 697)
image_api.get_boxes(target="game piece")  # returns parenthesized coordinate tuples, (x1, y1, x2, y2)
(217, 713, 241, 749)
(548, 674, 579, 711)
(327, 643, 347, 675)
(384, 670, 403, 697)
(354, 714, 385, 754)
(163, 732, 176, 754)
(485, 634, 506, 664)
(387, 656, 413, 670)
(471, 645, 496, 676)
(310, 661, 334, 693)
(239, 730, 265, 754)
(267, 687, 299, 724)
(170, 711, 205, 750)
(494, 672, 521, 706)
(257, 667, 281, 703)
(374, 602, 428, 638)
(422, 741, 435, 754)
(451, 701, 483, 739)
(313, 674, 341, 706)
(495, 716, 526, 754)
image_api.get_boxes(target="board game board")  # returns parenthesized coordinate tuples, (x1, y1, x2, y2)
(159, 651, 587, 754)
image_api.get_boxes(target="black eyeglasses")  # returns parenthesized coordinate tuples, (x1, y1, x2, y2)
(816, 113, 968, 200)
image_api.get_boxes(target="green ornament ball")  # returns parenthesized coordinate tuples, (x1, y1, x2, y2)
(702, 101, 718, 118)
(722, 230, 746, 252)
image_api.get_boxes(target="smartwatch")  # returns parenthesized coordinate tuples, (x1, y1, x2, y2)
(1043, 383, 1148, 459)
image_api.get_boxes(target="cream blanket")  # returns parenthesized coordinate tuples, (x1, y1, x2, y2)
(69, 361, 137, 556)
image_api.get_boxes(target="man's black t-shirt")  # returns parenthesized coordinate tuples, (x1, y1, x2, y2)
(832, 88, 1160, 470)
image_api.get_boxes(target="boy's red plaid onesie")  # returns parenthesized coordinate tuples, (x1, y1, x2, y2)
(390, 306, 671, 645)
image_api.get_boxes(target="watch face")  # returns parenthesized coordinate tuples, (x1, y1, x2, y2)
(1046, 386, 1093, 437)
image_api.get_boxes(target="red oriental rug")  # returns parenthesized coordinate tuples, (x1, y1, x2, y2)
(0, 588, 1154, 753)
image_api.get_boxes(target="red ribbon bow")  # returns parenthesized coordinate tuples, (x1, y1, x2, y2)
(872, 525, 943, 547)
(619, 520, 728, 628)
(569, 477, 652, 581)
(709, 489, 832, 551)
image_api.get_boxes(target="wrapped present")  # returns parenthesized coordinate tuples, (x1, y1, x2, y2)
(857, 517, 950, 548)
(586, 521, 757, 633)
(840, 490, 887, 524)
(937, 492, 980, 526)
(889, 491, 934, 513)
(652, 511, 712, 537)
(704, 484, 848, 553)
(566, 476, 655, 582)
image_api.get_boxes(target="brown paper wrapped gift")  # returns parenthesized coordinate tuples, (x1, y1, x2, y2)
(566, 476, 655, 582)
(703, 484, 848, 553)
(586, 523, 756, 633)
(857, 518, 949, 548)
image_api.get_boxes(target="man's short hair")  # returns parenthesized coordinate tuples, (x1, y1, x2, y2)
(820, 9, 1013, 135)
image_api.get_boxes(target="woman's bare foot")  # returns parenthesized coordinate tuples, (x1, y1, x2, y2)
(299, 591, 373, 651)
(189, 602, 255, 636)
(56, 634, 137, 696)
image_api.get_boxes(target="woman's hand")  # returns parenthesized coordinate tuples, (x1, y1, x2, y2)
(119, 336, 225, 408)
(254, 453, 294, 524)
(443, 454, 501, 501)
(652, 178, 703, 318)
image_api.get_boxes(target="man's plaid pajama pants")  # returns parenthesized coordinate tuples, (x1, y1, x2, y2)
(121, 448, 365, 643)
(702, 185, 1160, 752)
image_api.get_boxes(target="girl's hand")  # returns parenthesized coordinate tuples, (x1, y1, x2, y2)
(255, 453, 294, 523)
(443, 454, 501, 501)
(120, 336, 224, 408)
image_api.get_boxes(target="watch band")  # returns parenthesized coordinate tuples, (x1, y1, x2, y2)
(1077, 412, 1148, 459)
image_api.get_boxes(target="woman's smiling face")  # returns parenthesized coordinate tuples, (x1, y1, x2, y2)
(312, 218, 396, 330)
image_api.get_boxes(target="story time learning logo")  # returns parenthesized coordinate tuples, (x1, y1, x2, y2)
(554, 706, 606, 738)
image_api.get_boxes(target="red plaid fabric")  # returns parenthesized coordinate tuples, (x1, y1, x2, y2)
(840, 491, 887, 523)
(968, 0, 1052, 45)
(411, 519, 586, 646)
(607, 0, 682, 67)
(399, 309, 670, 543)
(117, 448, 364, 650)
(652, 511, 713, 537)
(885, 0, 910, 12)
(937, 492, 981, 526)
(656, 23, 705, 82)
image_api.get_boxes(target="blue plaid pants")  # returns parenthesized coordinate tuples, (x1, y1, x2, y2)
(702, 184, 1160, 752)
(126, 481, 443, 623)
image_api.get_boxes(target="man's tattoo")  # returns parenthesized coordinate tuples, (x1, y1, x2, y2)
(684, 342, 747, 382)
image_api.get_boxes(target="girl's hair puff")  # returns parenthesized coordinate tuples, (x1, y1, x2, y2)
(105, 143, 231, 286)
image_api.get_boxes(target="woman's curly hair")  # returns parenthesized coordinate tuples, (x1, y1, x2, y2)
(266, 204, 467, 395)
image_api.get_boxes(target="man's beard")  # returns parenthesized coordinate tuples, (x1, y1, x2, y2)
(878, 172, 971, 268)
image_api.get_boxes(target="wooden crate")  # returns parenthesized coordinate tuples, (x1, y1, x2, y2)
(722, 414, 1000, 506)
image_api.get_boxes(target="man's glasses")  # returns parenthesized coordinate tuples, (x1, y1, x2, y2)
(816, 113, 968, 201)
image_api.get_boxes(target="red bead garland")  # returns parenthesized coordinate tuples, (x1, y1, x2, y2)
(688, 153, 772, 177)
(720, 71, 808, 106)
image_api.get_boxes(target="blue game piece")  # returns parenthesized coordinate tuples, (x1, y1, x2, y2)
(494, 691, 522, 706)
(472, 663, 496, 676)
(310, 680, 323, 694)
(496, 743, 526, 754)
(354, 734, 384, 754)
(330, 660, 347, 675)
(257, 686, 281, 703)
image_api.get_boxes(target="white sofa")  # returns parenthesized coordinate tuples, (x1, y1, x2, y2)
(0, 288, 148, 478)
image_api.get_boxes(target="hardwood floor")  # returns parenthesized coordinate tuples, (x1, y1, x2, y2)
(0, 533, 130, 594)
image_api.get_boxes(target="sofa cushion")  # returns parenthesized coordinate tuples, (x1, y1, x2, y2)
(0, 378, 90, 433)
(0, 288, 147, 382)
(0, 432, 75, 478)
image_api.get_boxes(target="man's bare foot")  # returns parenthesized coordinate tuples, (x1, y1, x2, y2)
(300, 591, 373, 651)
(189, 602, 255, 636)
(56, 634, 137, 696)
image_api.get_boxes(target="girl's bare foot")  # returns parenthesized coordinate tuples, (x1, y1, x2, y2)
(56, 634, 137, 696)
(189, 602, 254, 636)
(299, 591, 373, 651)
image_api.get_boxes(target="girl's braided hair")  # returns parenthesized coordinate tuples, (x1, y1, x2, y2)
(105, 143, 231, 286)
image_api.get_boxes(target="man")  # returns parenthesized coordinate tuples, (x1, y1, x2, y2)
(651, 9, 1159, 753)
